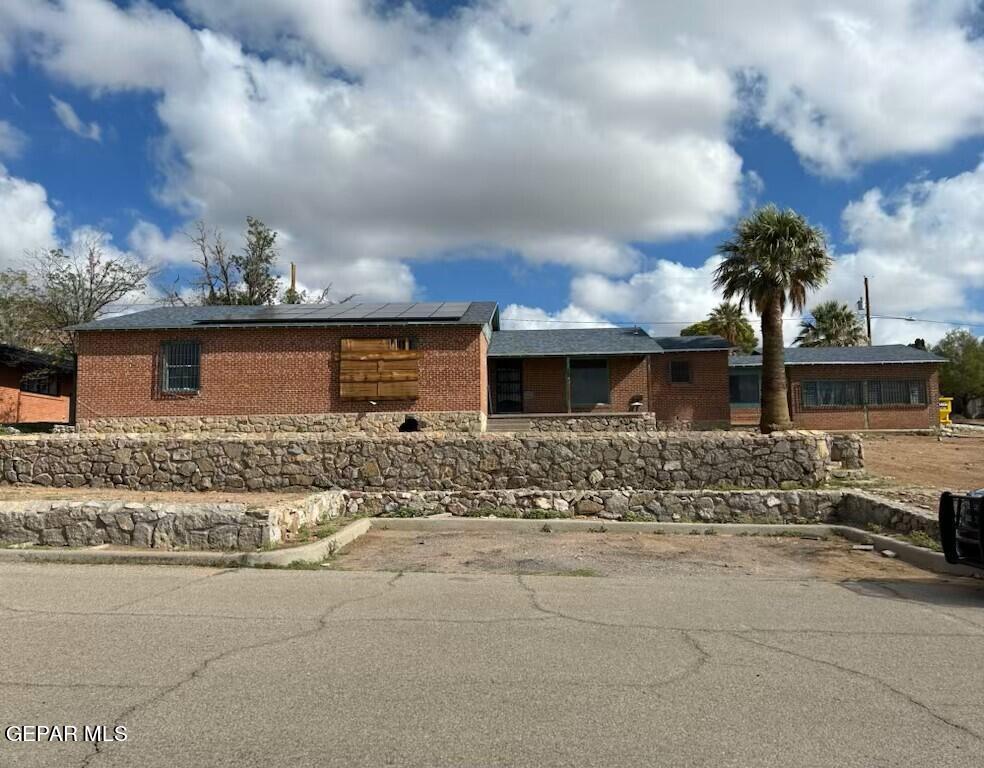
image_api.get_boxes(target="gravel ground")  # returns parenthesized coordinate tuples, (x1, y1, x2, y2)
(333, 529, 940, 580)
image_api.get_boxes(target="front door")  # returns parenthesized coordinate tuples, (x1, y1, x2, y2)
(494, 361, 523, 413)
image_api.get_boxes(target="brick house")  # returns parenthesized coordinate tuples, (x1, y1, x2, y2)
(70, 301, 943, 432)
(487, 328, 731, 428)
(729, 346, 945, 430)
(0, 344, 74, 425)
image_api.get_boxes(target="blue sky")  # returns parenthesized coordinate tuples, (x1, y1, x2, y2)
(2, 1, 984, 344)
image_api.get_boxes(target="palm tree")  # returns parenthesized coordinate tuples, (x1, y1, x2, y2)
(708, 302, 757, 352)
(714, 205, 831, 432)
(795, 301, 867, 347)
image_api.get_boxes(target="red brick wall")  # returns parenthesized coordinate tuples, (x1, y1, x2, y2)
(479, 333, 489, 415)
(788, 364, 940, 430)
(18, 391, 71, 423)
(651, 351, 731, 427)
(76, 325, 485, 418)
(490, 356, 650, 414)
(520, 358, 567, 413)
(0, 368, 19, 422)
(0, 367, 73, 424)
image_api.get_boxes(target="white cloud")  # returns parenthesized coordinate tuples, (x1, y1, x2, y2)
(570, 257, 735, 337)
(50, 95, 101, 141)
(0, 165, 58, 267)
(814, 159, 984, 344)
(0, 121, 27, 158)
(2, 0, 984, 308)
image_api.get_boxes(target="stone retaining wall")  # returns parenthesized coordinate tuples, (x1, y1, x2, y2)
(837, 491, 937, 538)
(0, 431, 831, 492)
(828, 434, 864, 469)
(525, 414, 660, 432)
(0, 488, 937, 550)
(0, 500, 277, 550)
(345, 488, 840, 523)
(76, 411, 486, 435)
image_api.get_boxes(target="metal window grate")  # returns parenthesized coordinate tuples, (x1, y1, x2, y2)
(669, 360, 691, 384)
(802, 379, 926, 408)
(161, 341, 200, 392)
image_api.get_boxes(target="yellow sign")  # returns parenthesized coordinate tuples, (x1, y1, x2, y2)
(939, 396, 953, 426)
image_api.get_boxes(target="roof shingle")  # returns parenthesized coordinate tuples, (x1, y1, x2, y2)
(729, 345, 944, 367)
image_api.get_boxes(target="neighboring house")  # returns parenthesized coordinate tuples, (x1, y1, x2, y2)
(69, 302, 943, 432)
(0, 344, 74, 424)
(729, 345, 945, 430)
(487, 328, 730, 427)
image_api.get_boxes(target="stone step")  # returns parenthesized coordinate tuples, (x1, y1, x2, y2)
(486, 418, 533, 433)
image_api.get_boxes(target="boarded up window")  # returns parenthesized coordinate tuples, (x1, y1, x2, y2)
(339, 338, 420, 400)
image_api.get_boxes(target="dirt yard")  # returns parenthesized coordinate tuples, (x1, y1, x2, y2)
(860, 433, 984, 510)
(333, 528, 941, 581)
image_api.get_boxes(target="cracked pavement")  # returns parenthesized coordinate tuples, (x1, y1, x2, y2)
(1, 562, 983, 767)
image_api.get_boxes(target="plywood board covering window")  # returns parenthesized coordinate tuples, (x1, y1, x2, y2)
(340, 338, 420, 400)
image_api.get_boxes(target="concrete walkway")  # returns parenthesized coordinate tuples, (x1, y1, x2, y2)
(1, 562, 983, 767)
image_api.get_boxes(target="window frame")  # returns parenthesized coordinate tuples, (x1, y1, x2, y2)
(19, 373, 58, 397)
(669, 359, 692, 385)
(728, 371, 760, 407)
(800, 378, 928, 409)
(159, 340, 201, 394)
(569, 357, 611, 408)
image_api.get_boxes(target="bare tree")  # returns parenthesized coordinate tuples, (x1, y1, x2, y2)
(11, 234, 154, 356)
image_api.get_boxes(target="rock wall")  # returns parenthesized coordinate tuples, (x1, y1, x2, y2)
(526, 414, 660, 432)
(828, 433, 864, 469)
(0, 431, 831, 492)
(345, 488, 839, 523)
(837, 491, 938, 538)
(75, 411, 486, 435)
(0, 500, 276, 550)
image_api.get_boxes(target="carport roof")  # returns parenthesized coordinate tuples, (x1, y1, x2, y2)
(729, 345, 945, 367)
(487, 328, 730, 357)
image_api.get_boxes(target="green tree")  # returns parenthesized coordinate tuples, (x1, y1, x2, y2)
(235, 216, 279, 305)
(934, 330, 984, 409)
(794, 300, 867, 347)
(190, 217, 279, 306)
(680, 302, 758, 353)
(714, 204, 831, 432)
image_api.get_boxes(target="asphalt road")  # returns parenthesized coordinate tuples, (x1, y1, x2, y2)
(1, 562, 984, 767)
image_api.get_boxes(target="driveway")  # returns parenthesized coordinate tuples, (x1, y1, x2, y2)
(1, 561, 983, 767)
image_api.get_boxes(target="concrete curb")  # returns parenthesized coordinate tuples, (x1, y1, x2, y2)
(0, 517, 375, 569)
(241, 518, 373, 567)
(0, 516, 977, 578)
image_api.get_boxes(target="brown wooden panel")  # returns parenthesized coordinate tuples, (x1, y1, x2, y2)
(342, 338, 398, 352)
(340, 371, 417, 383)
(378, 380, 418, 399)
(378, 359, 420, 374)
(340, 382, 378, 399)
(339, 360, 379, 373)
(340, 351, 420, 362)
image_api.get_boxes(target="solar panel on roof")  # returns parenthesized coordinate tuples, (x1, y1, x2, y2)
(304, 303, 361, 319)
(429, 302, 469, 319)
(396, 302, 441, 318)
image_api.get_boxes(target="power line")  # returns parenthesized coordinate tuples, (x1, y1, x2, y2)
(500, 313, 984, 328)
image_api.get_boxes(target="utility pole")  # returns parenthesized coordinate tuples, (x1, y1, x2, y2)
(290, 262, 297, 294)
(864, 276, 872, 345)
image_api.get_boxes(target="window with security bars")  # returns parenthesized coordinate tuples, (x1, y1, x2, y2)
(802, 379, 926, 408)
(160, 341, 200, 392)
(866, 379, 926, 405)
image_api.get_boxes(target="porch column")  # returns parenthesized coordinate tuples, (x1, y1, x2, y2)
(564, 356, 571, 414)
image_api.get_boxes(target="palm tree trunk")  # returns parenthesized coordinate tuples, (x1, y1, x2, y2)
(760, 297, 793, 433)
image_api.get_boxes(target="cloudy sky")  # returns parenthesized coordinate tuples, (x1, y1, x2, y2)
(2, 0, 984, 344)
